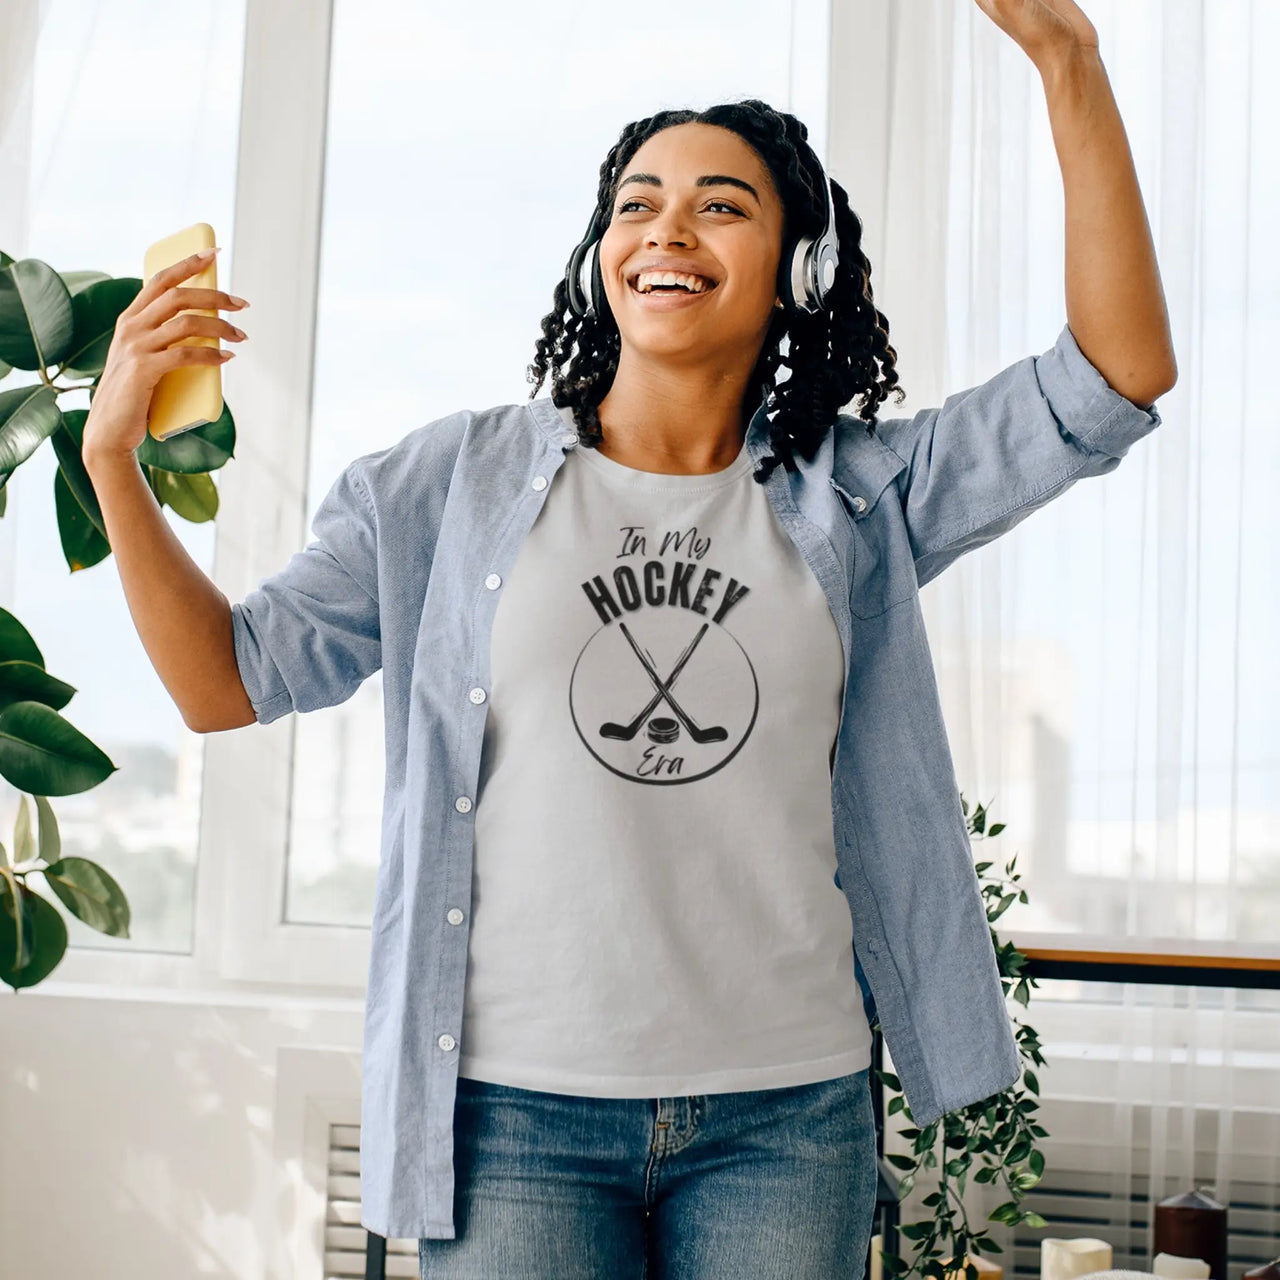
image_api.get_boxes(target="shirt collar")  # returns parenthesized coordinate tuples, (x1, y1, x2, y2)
(526, 391, 775, 461)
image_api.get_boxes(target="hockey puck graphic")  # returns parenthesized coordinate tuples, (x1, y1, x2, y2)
(569, 610, 758, 785)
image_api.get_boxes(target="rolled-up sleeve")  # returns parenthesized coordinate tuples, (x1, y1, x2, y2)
(230, 460, 381, 725)
(873, 321, 1164, 588)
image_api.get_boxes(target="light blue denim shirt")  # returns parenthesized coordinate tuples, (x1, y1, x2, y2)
(229, 321, 1162, 1239)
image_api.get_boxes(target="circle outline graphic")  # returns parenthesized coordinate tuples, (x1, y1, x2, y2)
(568, 619, 759, 785)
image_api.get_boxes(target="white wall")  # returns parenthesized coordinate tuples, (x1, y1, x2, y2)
(0, 987, 363, 1278)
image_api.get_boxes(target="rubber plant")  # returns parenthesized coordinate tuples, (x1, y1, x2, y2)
(874, 797, 1051, 1280)
(0, 247, 237, 990)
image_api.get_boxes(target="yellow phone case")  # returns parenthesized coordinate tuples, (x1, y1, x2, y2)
(141, 221, 223, 441)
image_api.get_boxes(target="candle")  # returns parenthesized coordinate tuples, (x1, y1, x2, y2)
(1042, 1237, 1114, 1280)
(1153, 1255, 1211, 1280)
(1153, 1189, 1228, 1280)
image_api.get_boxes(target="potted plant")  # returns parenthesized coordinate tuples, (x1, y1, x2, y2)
(0, 247, 238, 990)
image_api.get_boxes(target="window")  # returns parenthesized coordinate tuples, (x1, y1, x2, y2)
(0, 0, 246, 964)
(279, 0, 832, 937)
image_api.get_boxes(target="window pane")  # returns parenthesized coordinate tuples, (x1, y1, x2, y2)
(0, 0, 246, 954)
(285, 0, 821, 923)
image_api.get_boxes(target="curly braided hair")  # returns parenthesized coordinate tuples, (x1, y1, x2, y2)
(526, 98, 905, 484)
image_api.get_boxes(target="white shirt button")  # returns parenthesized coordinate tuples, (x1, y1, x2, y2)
(561, 432, 578, 447)
(485, 573, 502, 590)
(455, 796, 473, 814)
(446, 908, 464, 925)
(468, 686, 486, 704)
(531, 475, 548, 491)
(437, 1033, 456, 1052)
(851, 495, 867, 513)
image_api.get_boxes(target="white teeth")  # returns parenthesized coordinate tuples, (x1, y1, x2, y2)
(634, 270, 712, 294)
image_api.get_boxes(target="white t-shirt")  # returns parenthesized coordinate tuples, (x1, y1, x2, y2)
(456, 404, 872, 1097)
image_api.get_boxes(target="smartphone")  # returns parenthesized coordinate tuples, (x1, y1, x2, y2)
(141, 221, 223, 441)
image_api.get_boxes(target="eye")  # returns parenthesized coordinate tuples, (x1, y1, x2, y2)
(615, 199, 744, 215)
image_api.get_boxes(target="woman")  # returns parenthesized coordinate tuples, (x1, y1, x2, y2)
(84, 2, 1174, 1276)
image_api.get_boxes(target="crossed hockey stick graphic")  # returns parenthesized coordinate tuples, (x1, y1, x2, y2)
(598, 620, 729, 745)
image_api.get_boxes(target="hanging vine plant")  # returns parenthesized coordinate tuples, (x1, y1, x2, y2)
(874, 798, 1051, 1280)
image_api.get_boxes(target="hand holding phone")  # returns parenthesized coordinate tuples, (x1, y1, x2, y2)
(82, 223, 249, 460)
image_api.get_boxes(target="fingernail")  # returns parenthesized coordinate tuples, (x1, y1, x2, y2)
(198, 246, 221, 258)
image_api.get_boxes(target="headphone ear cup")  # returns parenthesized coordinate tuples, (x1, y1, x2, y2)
(588, 241, 611, 322)
(776, 234, 810, 313)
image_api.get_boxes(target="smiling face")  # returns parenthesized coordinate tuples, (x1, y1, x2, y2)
(598, 121, 786, 370)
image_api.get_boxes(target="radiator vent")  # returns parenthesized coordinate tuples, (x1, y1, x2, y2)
(323, 1122, 418, 1279)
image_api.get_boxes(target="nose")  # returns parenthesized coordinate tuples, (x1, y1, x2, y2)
(645, 206, 697, 249)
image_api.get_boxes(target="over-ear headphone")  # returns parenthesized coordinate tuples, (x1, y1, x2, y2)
(563, 159, 841, 321)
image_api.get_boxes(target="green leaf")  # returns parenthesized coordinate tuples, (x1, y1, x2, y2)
(0, 258, 76, 370)
(0, 607, 44, 667)
(0, 659, 76, 714)
(1021, 1211, 1048, 1228)
(878, 1070, 902, 1091)
(42, 855, 130, 937)
(888, 1094, 905, 1114)
(58, 269, 112, 298)
(886, 1153, 917, 1170)
(1029, 1147, 1045, 1177)
(34, 794, 61, 863)
(1024, 1070, 1040, 1096)
(0, 381, 61, 471)
(13, 793, 35, 863)
(58, 276, 142, 379)
(54, 465, 111, 570)
(0, 878, 67, 989)
(987, 822, 1005, 836)
(149, 467, 217, 522)
(973, 861, 992, 874)
(135, 400, 236, 474)
(0, 699, 117, 795)
(50, 410, 107, 540)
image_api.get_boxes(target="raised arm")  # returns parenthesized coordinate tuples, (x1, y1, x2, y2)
(976, 0, 1177, 406)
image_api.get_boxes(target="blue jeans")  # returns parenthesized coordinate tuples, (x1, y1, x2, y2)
(418, 1066, 878, 1279)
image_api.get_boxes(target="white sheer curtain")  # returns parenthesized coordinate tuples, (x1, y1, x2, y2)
(0, 1, 46, 265)
(831, 0, 1279, 1272)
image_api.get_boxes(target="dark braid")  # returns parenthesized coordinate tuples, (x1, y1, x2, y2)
(526, 99, 906, 484)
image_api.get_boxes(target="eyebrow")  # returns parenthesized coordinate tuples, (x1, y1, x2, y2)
(616, 172, 760, 204)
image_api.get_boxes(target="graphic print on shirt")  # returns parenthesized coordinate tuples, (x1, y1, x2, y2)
(569, 522, 757, 785)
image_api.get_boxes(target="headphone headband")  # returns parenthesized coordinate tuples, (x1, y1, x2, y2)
(564, 159, 840, 321)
